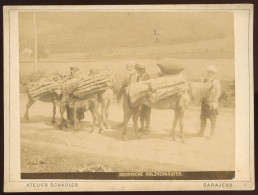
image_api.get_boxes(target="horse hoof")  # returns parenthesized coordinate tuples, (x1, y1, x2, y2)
(51, 120, 56, 124)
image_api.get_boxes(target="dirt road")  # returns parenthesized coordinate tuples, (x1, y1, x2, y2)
(20, 93, 235, 173)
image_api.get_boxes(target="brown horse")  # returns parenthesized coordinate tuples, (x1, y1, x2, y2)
(99, 88, 114, 129)
(88, 69, 114, 129)
(121, 87, 191, 142)
(59, 93, 104, 133)
(24, 89, 61, 123)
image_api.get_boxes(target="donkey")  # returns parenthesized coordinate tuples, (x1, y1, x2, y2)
(88, 69, 114, 129)
(99, 88, 114, 129)
(59, 93, 104, 133)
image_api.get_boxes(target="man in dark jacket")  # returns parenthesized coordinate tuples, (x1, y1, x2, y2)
(134, 63, 151, 131)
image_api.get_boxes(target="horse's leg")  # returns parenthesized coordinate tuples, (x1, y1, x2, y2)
(121, 93, 134, 139)
(133, 108, 142, 138)
(122, 110, 133, 139)
(117, 91, 126, 127)
(139, 107, 145, 131)
(178, 107, 185, 143)
(145, 107, 151, 130)
(24, 96, 35, 121)
(94, 102, 104, 133)
(77, 110, 81, 131)
(89, 108, 96, 133)
(105, 101, 111, 129)
(59, 104, 67, 129)
(171, 109, 179, 140)
(51, 101, 57, 124)
(101, 100, 108, 129)
(73, 107, 78, 133)
(96, 109, 104, 133)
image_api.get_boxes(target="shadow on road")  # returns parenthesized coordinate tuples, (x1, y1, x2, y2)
(21, 116, 199, 141)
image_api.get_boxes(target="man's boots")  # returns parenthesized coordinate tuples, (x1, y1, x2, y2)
(197, 119, 206, 137)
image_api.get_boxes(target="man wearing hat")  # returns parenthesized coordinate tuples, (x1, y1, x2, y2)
(117, 62, 138, 127)
(66, 66, 84, 121)
(69, 66, 80, 79)
(197, 65, 221, 138)
(134, 63, 152, 131)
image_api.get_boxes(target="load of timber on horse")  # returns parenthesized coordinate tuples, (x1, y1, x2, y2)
(121, 63, 191, 141)
(27, 74, 63, 101)
(24, 74, 63, 123)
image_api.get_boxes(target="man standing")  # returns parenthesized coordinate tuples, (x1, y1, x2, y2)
(117, 62, 137, 127)
(66, 66, 84, 121)
(134, 63, 151, 131)
(197, 65, 221, 138)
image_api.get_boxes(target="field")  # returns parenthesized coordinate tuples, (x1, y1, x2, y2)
(20, 58, 235, 81)
(20, 92, 235, 173)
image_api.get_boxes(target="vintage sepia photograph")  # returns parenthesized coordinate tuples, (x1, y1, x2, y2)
(4, 5, 254, 192)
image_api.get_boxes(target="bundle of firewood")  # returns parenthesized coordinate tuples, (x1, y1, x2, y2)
(28, 75, 62, 100)
(129, 73, 188, 106)
(149, 74, 188, 103)
(72, 71, 113, 98)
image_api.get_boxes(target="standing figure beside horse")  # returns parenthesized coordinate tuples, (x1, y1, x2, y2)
(196, 65, 221, 138)
(134, 63, 152, 132)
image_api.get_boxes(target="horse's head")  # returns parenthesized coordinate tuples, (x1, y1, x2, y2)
(111, 73, 128, 103)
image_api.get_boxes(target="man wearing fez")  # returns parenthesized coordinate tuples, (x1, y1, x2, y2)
(134, 63, 151, 131)
(197, 65, 221, 138)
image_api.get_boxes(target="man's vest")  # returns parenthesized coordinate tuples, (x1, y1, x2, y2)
(203, 78, 221, 109)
